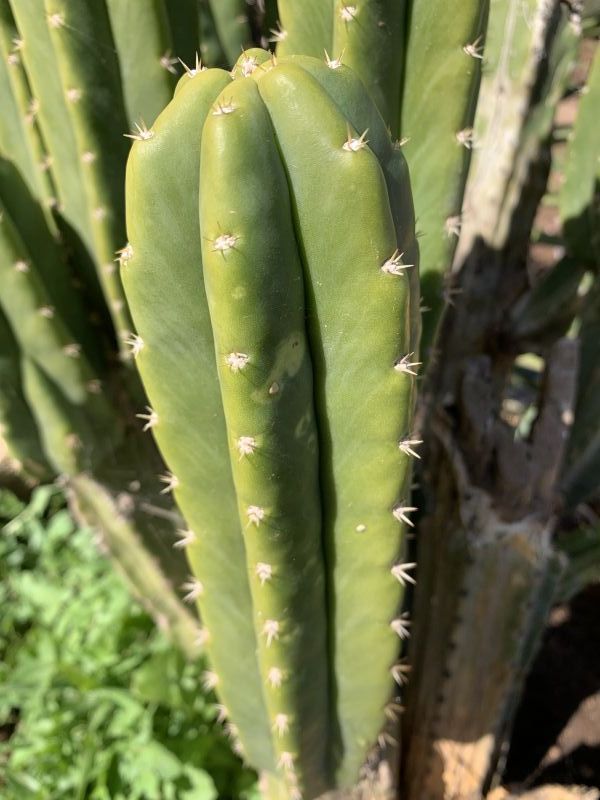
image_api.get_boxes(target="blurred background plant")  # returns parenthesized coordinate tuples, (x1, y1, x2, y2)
(0, 485, 258, 799)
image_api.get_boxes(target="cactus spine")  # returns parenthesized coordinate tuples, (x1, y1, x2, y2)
(123, 49, 419, 796)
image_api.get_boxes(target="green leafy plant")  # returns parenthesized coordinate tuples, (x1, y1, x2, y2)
(0, 486, 257, 800)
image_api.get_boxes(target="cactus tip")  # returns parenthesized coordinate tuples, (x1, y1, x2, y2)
(391, 561, 417, 584)
(262, 619, 280, 646)
(247, 505, 266, 526)
(136, 406, 158, 432)
(381, 250, 414, 276)
(255, 562, 273, 585)
(343, 128, 369, 152)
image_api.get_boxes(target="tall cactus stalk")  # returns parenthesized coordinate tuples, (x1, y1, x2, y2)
(123, 49, 419, 798)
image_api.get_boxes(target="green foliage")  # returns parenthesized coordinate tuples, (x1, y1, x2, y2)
(0, 486, 257, 800)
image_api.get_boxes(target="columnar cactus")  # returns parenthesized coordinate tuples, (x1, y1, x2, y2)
(122, 49, 420, 796)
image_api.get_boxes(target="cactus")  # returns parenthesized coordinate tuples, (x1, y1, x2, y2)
(122, 49, 419, 796)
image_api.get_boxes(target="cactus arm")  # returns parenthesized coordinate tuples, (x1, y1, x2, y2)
(230, 47, 273, 80)
(0, 311, 49, 477)
(276, 0, 333, 59)
(200, 75, 331, 798)
(8, 0, 93, 252)
(331, 0, 406, 132)
(43, 0, 131, 343)
(0, 0, 55, 206)
(400, 0, 488, 354)
(122, 68, 275, 773)
(559, 48, 600, 266)
(256, 62, 417, 787)
(106, 0, 176, 128)
(207, 0, 253, 66)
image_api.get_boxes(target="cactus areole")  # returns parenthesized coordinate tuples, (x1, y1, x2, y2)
(123, 50, 420, 798)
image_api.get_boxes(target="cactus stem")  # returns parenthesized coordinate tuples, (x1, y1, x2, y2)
(394, 353, 422, 375)
(159, 51, 178, 74)
(262, 619, 280, 646)
(174, 528, 197, 548)
(255, 562, 273, 585)
(343, 128, 369, 152)
(463, 36, 484, 59)
(398, 438, 423, 459)
(381, 249, 414, 276)
(236, 435, 258, 457)
(225, 351, 250, 372)
(123, 332, 144, 357)
(391, 562, 417, 584)
(268, 667, 284, 688)
(124, 121, 154, 142)
(247, 505, 266, 526)
(159, 471, 179, 494)
(178, 54, 205, 78)
(212, 99, 237, 117)
(136, 406, 159, 431)
(212, 232, 238, 251)
(202, 671, 219, 691)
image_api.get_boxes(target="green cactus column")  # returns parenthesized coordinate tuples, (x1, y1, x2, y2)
(200, 74, 330, 799)
(400, 0, 488, 355)
(123, 49, 420, 796)
(332, 0, 406, 131)
(256, 60, 418, 787)
(276, 0, 333, 58)
(123, 66, 276, 776)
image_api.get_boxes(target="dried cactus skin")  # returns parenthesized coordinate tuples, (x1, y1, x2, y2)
(400, 0, 488, 354)
(276, 0, 333, 58)
(201, 73, 331, 798)
(43, 0, 131, 342)
(123, 67, 276, 774)
(207, 0, 253, 65)
(8, 0, 93, 253)
(332, 0, 406, 131)
(255, 59, 418, 787)
(106, 0, 176, 127)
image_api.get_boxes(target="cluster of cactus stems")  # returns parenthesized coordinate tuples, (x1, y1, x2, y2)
(123, 48, 420, 797)
(1, 1, 599, 799)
